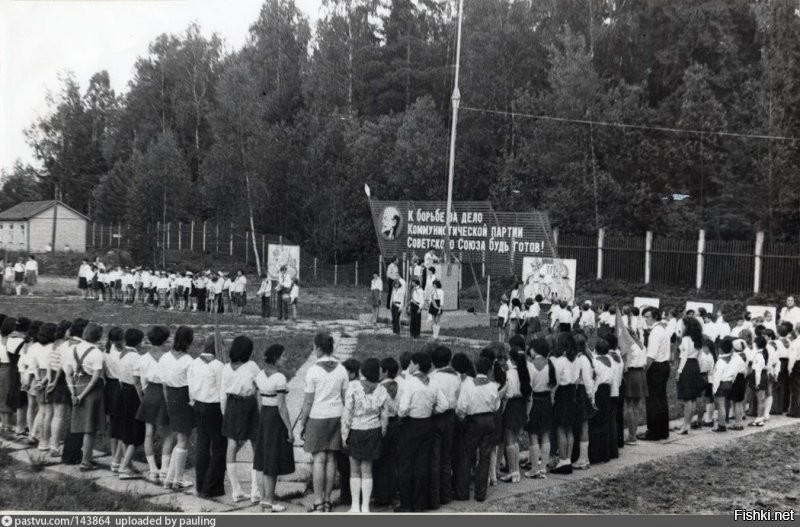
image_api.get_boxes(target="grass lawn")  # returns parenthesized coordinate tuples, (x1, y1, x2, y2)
(484, 427, 800, 513)
(0, 447, 178, 512)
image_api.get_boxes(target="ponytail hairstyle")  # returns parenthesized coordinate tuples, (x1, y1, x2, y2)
(509, 335, 532, 397)
(703, 336, 717, 362)
(556, 332, 577, 362)
(105, 327, 124, 353)
(683, 316, 704, 349)
(480, 343, 506, 387)
(573, 332, 594, 369)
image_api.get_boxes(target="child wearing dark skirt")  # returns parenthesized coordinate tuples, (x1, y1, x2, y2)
(220, 336, 261, 503)
(676, 317, 705, 434)
(335, 358, 362, 507)
(254, 344, 295, 512)
(499, 335, 532, 484)
(342, 358, 390, 513)
(524, 338, 555, 478)
(135, 326, 171, 483)
(159, 326, 195, 489)
(117, 328, 146, 479)
(551, 332, 579, 475)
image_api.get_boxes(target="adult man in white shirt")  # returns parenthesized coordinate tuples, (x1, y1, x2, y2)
(386, 257, 400, 310)
(638, 307, 671, 441)
(390, 278, 406, 335)
(780, 297, 800, 328)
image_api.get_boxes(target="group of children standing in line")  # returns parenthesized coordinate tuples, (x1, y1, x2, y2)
(0, 314, 296, 511)
(77, 259, 300, 320)
(2, 293, 799, 513)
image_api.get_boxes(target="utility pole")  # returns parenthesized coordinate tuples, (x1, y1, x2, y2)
(443, 0, 464, 274)
(51, 185, 60, 253)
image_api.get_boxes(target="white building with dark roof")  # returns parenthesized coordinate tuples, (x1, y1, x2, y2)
(0, 200, 88, 253)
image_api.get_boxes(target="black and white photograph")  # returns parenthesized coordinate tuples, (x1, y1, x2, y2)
(1, 0, 799, 520)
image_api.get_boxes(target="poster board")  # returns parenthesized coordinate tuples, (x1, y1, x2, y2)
(267, 244, 300, 281)
(746, 305, 777, 324)
(521, 257, 577, 305)
(634, 297, 660, 310)
(685, 301, 713, 315)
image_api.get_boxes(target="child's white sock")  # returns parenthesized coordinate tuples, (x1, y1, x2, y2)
(578, 441, 589, 465)
(160, 454, 172, 478)
(250, 468, 262, 501)
(227, 463, 243, 497)
(146, 454, 158, 474)
(349, 478, 361, 512)
(361, 478, 373, 512)
(173, 447, 188, 484)
(162, 452, 177, 485)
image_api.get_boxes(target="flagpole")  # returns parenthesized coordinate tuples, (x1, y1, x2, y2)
(443, 0, 464, 274)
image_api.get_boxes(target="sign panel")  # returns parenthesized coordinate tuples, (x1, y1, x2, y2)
(267, 244, 300, 281)
(521, 257, 577, 305)
(369, 200, 556, 263)
(634, 297, 660, 310)
(685, 301, 714, 315)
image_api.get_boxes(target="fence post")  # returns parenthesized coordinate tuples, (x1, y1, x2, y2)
(596, 227, 605, 280)
(156, 222, 160, 249)
(215, 223, 219, 254)
(696, 229, 705, 290)
(245, 231, 249, 264)
(190, 221, 194, 251)
(92, 222, 96, 247)
(314, 257, 318, 279)
(99, 224, 103, 247)
(355, 261, 359, 286)
(178, 222, 182, 251)
(261, 234, 265, 267)
(229, 223, 234, 256)
(552, 227, 559, 247)
(202, 221, 207, 252)
(754, 231, 764, 294)
(166, 222, 171, 250)
(644, 231, 653, 285)
(334, 264, 338, 286)
(486, 274, 491, 315)
(117, 223, 121, 248)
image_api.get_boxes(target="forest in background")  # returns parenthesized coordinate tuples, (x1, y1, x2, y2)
(3, 0, 800, 263)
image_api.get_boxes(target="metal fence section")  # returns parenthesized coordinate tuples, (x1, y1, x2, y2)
(85, 221, 800, 294)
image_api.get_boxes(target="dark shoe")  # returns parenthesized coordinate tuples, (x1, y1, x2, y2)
(701, 421, 714, 427)
(690, 422, 702, 430)
(636, 432, 659, 441)
(550, 463, 573, 475)
(712, 426, 727, 433)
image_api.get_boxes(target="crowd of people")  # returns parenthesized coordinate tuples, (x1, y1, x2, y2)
(0, 255, 39, 296)
(75, 258, 300, 320)
(1, 295, 798, 514)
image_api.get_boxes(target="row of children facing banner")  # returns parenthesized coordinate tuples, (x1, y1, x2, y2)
(3, 310, 799, 515)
